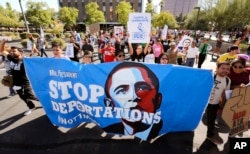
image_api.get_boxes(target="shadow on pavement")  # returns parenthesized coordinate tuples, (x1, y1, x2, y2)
(0, 113, 195, 154)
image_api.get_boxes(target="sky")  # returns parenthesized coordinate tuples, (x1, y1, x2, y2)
(0, 0, 59, 12)
(0, 0, 161, 13)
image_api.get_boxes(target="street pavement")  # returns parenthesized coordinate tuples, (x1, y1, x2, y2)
(0, 40, 250, 154)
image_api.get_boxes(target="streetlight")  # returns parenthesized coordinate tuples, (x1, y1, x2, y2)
(19, 0, 30, 33)
(193, 6, 200, 38)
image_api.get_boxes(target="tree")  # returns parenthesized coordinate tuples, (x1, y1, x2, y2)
(0, 2, 23, 28)
(152, 11, 178, 28)
(25, 1, 55, 28)
(58, 7, 78, 29)
(116, 1, 134, 25)
(85, 2, 105, 25)
(145, 2, 155, 16)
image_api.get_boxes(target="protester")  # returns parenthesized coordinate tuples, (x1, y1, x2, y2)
(100, 41, 116, 62)
(37, 36, 48, 57)
(159, 53, 169, 64)
(212, 36, 223, 60)
(197, 38, 209, 68)
(228, 58, 250, 90)
(128, 42, 144, 62)
(166, 41, 183, 65)
(114, 50, 125, 62)
(0, 40, 38, 115)
(28, 33, 40, 57)
(205, 62, 231, 144)
(217, 46, 239, 64)
(152, 38, 164, 63)
(52, 44, 70, 60)
(82, 50, 93, 64)
(185, 41, 199, 67)
(68, 36, 80, 62)
(143, 43, 155, 63)
(81, 38, 94, 53)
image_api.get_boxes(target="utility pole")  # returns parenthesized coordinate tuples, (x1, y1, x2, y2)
(193, 6, 200, 38)
(19, 0, 30, 33)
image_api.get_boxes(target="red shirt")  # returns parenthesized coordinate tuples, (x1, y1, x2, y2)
(228, 69, 250, 87)
(101, 46, 115, 62)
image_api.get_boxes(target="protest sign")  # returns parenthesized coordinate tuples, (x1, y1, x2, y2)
(24, 59, 213, 141)
(222, 86, 250, 137)
(65, 43, 74, 58)
(127, 13, 151, 43)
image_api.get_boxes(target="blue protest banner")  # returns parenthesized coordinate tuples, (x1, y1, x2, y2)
(23, 58, 213, 141)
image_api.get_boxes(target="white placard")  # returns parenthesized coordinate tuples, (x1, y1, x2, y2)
(127, 13, 151, 43)
(161, 25, 168, 39)
(65, 43, 74, 58)
(177, 35, 193, 50)
(114, 26, 124, 38)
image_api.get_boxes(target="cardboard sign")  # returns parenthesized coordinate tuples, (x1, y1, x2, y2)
(221, 86, 250, 136)
(127, 13, 151, 43)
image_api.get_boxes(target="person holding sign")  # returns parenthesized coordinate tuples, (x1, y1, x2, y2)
(103, 62, 163, 141)
(66, 36, 80, 62)
(205, 62, 231, 144)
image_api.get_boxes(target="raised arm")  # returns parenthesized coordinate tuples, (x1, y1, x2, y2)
(0, 40, 9, 57)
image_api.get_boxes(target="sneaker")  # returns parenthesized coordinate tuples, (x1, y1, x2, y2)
(24, 107, 36, 116)
(207, 135, 223, 144)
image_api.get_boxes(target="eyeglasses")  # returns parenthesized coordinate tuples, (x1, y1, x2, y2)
(233, 66, 244, 69)
(161, 58, 168, 60)
(118, 54, 125, 57)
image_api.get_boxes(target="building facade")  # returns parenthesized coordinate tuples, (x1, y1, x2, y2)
(162, 0, 199, 17)
(58, 0, 144, 22)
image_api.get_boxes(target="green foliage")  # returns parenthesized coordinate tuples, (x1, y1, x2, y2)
(25, 1, 55, 28)
(0, 2, 23, 27)
(51, 38, 66, 49)
(58, 7, 78, 28)
(185, 0, 250, 33)
(64, 32, 72, 38)
(85, 2, 105, 25)
(152, 11, 178, 28)
(116, 1, 134, 25)
(20, 32, 29, 39)
(145, 2, 155, 16)
(21, 39, 28, 48)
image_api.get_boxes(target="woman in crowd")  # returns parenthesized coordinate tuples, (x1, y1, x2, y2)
(115, 50, 125, 62)
(128, 42, 144, 62)
(143, 43, 155, 64)
(228, 58, 250, 90)
(82, 51, 93, 64)
(159, 53, 169, 64)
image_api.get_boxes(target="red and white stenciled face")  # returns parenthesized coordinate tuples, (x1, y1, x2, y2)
(108, 67, 158, 122)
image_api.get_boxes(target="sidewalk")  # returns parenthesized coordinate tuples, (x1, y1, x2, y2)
(1, 42, 250, 154)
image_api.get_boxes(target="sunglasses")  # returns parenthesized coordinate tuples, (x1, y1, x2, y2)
(233, 66, 244, 69)
(118, 54, 125, 57)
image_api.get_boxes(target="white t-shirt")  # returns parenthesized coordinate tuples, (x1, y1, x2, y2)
(209, 75, 231, 105)
(186, 47, 199, 58)
(144, 54, 155, 64)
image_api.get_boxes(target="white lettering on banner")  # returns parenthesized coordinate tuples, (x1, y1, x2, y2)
(52, 101, 162, 125)
(49, 80, 104, 103)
